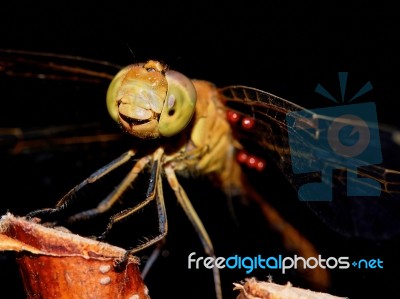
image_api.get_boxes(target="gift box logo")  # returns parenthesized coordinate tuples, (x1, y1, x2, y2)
(286, 73, 382, 201)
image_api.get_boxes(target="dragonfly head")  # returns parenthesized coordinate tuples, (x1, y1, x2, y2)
(106, 60, 196, 139)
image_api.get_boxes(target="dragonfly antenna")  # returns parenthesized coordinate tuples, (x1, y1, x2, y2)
(125, 43, 137, 63)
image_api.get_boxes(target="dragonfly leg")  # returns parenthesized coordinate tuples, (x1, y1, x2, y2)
(67, 152, 154, 223)
(115, 173, 168, 268)
(164, 165, 223, 299)
(98, 151, 166, 242)
(27, 150, 136, 218)
(141, 238, 166, 278)
(162, 144, 209, 167)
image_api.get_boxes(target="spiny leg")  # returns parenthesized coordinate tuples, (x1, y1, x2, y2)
(98, 148, 165, 242)
(26, 150, 136, 219)
(116, 173, 168, 270)
(66, 151, 154, 223)
(164, 165, 222, 299)
(141, 238, 166, 279)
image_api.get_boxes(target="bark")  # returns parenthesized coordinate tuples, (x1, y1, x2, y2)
(0, 213, 149, 299)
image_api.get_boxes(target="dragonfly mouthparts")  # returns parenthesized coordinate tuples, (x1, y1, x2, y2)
(119, 113, 154, 127)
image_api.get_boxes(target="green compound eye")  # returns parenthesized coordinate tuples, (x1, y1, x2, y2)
(159, 70, 197, 137)
(106, 65, 132, 123)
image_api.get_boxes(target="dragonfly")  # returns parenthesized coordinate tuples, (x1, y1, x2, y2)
(1, 49, 400, 299)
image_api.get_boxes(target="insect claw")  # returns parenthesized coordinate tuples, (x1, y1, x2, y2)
(113, 251, 130, 271)
(97, 232, 107, 241)
(25, 207, 59, 220)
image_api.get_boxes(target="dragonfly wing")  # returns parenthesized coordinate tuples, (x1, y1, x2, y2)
(0, 49, 121, 82)
(0, 124, 127, 155)
(219, 85, 400, 239)
(0, 49, 130, 154)
(0, 50, 133, 216)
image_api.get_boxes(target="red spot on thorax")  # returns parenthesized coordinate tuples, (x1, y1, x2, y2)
(255, 160, 265, 171)
(226, 110, 256, 130)
(241, 117, 255, 129)
(236, 150, 266, 171)
(237, 151, 249, 163)
(228, 111, 264, 171)
(226, 110, 240, 123)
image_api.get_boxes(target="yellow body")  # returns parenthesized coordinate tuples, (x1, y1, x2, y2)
(106, 61, 243, 194)
(166, 80, 243, 193)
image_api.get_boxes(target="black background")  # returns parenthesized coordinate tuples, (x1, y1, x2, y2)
(0, 2, 400, 299)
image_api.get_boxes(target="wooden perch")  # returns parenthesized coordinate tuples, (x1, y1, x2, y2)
(234, 278, 348, 299)
(0, 213, 349, 299)
(0, 213, 149, 299)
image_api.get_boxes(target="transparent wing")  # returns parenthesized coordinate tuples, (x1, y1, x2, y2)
(0, 50, 135, 218)
(0, 49, 128, 155)
(219, 85, 400, 239)
(0, 49, 121, 82)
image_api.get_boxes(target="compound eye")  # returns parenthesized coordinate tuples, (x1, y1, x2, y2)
(158, 70, 197, 137)
(106, 65, 133, 122)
